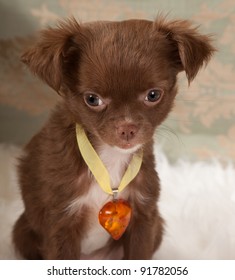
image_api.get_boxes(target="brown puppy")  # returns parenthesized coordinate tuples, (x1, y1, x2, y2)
(13, 17, 215, 260)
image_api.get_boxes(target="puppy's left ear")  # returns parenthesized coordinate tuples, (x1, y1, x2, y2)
(155, 18, 216, 84)
(21, 18, 82, 92)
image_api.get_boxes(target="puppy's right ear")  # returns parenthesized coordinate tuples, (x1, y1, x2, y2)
(154, 17, 216, 84)
(21, 18, 81, 92)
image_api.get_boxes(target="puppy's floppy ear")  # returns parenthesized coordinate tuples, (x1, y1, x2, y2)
(154, 17, 216, 84)
(21, 18, 81, 92)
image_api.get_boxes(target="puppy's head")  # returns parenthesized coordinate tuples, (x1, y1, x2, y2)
(22, 17, 215, 152)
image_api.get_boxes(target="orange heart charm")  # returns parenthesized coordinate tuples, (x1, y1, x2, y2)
(98, 199, 132, 240)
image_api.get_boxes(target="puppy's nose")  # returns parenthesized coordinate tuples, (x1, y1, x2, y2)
(116, 123, 138, 142)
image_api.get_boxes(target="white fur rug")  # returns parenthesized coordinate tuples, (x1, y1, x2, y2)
(1, 143, 235, 260)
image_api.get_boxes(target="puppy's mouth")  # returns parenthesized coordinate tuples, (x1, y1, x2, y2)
(114, 143, 143, 154)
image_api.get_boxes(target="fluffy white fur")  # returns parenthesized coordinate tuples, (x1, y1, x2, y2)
(1, 143, 235, 260)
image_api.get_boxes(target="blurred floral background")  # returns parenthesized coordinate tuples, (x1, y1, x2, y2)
(0, 0, 235, 162)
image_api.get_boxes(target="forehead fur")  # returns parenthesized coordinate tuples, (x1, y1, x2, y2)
(76, 20, 176, 97)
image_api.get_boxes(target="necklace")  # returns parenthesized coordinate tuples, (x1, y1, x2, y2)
(76, 123, 143, 240)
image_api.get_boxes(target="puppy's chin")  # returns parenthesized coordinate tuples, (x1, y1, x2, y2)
(113, 144, 143, 154)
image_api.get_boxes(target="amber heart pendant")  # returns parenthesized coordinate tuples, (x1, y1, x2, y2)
(98, 199, 132, 240)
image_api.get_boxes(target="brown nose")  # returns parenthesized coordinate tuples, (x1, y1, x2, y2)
(116, 123, 138, 142)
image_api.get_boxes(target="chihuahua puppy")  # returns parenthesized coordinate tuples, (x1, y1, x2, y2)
(13, 16, 214, 259)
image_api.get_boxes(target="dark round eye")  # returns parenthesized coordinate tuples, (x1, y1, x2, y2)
(145, 89, 163, 103)
(84, 94, 104, 107)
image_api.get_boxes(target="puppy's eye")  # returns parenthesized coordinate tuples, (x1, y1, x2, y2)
(144, 89, 163, 105)
(84, 94, 104, 107)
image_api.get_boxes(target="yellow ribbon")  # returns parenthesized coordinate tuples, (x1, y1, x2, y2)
(76, 123, 143, 196)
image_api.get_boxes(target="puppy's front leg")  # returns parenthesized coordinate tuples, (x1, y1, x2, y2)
(123, 168, 163, 260)
(123, 208, 162, 260)
(43, 217, 84, 260)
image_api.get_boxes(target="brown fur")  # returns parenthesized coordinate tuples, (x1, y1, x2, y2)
(13, 16, 215, 259)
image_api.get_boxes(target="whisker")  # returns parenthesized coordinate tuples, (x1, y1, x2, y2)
(155, 124, 184, 147)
